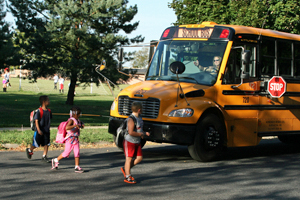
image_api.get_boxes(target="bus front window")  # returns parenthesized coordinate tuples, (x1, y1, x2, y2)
(147, 40, 228, 85)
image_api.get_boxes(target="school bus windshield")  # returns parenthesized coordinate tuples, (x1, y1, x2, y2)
(146, 40, 228, 86)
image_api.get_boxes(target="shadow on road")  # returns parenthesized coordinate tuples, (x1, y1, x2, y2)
(141, 138, 300, 163)
(1, 138, 300, 199)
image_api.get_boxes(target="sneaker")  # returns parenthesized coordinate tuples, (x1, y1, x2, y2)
(121, 167, 135, 180)
(124, 176, 136, 184)
(26, 148, 33, 159)
(42, 156, 51, 163)
(51, 159, 59, 170)
(75, 166, 84, 173)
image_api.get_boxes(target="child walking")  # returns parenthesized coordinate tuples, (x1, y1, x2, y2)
(51, 106, 85, 173)
(26, 95, 52, 163)
(121, 101, 150, 184)
(59, 76, 64, 93)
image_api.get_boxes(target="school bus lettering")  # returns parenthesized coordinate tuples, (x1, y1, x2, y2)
(178, 28, 213, 38)
(110, 21, 300, 162)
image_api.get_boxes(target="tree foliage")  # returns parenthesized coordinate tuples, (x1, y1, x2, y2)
(0, 0, 16, 69)
(169, 0, 300, 34)
(9, 0, 143, 104)
(131, 47, 148, 68)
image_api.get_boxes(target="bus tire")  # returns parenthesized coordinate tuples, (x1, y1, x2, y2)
(113, 135, 147, 151)
(188, 113, 225, 162)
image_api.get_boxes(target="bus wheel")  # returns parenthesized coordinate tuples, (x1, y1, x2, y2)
(188, 114, 225, 162)
(278, 135, 300, 144)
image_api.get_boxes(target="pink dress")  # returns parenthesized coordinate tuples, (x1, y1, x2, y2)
(62, 118, 81, 158)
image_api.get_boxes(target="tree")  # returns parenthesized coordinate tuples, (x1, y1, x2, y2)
(0, 0, 16, 69)
(9, 0, 143, 105)
(168, 0, 230, 26)
(169, 0, 300, 34)
(131, 47, 148, 68)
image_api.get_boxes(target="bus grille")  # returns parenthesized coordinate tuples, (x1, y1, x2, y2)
(118, 96, 160, 119)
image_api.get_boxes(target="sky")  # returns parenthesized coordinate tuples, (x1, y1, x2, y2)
(126, 0, 177, 43)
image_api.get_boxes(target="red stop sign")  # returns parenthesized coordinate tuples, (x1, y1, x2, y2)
(267, 76, 286, 98)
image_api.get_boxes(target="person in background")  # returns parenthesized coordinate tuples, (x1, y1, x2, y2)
(53, 74, 58, 89)
(2, 68, 10, 92)
(59, 76, 64, 93)
(194, 56, 222, 74)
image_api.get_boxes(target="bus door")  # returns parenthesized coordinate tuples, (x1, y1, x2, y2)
(218, 44, 261, 147)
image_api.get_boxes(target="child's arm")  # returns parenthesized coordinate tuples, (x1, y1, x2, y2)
(35, 119, 43, 135)
(65, 119, 80, 131)
(78, 120, 84, 129)
(127, 118, 147, 137)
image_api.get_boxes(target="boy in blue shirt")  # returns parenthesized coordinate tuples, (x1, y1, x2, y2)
(26, 95, 52, 163)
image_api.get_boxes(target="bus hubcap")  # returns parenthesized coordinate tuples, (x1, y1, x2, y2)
(205, 127, 220, 149)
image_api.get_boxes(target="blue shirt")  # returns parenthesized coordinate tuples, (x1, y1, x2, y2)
(34, 109, 52, 133)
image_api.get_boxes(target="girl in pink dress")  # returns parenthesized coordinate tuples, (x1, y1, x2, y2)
(51, 106, 85, 173)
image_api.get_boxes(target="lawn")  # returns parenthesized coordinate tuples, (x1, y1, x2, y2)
(0, 77, 128, 127)
(0, 77, 129, 146)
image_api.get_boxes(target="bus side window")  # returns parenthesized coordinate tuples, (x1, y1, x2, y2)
(245, 45, 257, 78)
(261, 38, 275, 76)
(278, 40, 292, 76)
(294, 42, 300, 77)
(223, 49, 241, 84)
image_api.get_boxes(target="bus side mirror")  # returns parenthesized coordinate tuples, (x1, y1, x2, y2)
(240, 50, 251, 78)
(231, 49, 251, 89)
(241, 71, 249, 79)
(242, 50, 251, 65)
(169, 61, 185, 74)
(118, 48, 124, 70)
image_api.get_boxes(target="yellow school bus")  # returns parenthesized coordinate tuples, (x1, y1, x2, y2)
(108, 21, 300, 161)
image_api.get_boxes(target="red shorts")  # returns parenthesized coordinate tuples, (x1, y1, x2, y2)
(123, 140, 142, 157)
(60, 84, 64, 90)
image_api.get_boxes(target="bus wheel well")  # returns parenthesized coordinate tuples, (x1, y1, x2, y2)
(198, 107, 224, 124)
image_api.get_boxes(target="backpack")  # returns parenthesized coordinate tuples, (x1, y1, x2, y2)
(115, 115, 137, 148)
(55, 117, 76, 143)
(30, 107, 51, 131)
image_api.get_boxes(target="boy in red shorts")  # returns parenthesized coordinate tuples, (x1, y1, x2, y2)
(121, 101, 150, 184)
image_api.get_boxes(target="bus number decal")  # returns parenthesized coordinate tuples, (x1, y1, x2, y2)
(243, 97, 249, 103)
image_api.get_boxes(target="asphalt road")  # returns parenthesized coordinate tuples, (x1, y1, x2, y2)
(1, 139, 300, 199)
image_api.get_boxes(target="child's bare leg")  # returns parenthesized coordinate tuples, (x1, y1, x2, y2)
(130, 156, 143, 168)
(43, 145, 48, 156)
(29, 145, 36, 152)
(125, 157, 133, 175)
(75, 157, 80, 166)
(57, 154, 64, 161)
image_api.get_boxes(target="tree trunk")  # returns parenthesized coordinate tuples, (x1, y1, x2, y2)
(66, 73, 77, 105)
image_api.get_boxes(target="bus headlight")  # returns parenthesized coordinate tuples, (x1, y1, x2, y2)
(168, 108, 194, 117)
(110, 101, 115, 111)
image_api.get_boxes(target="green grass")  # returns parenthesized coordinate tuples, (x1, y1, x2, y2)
(0, 77, 128, 127)
(0, 129, 113, 145)
(0, 77, 129, 145)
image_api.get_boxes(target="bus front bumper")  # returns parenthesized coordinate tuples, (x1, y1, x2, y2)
(108, 117, 196, 145)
